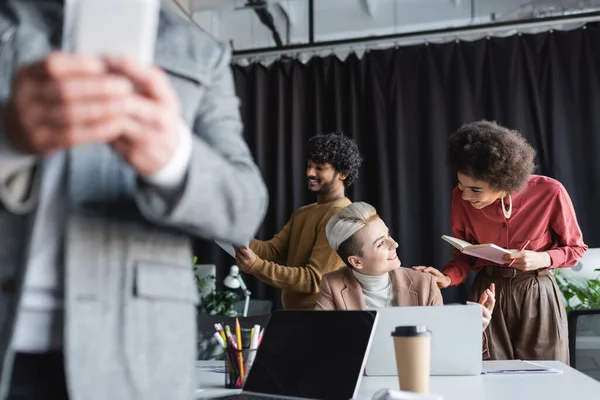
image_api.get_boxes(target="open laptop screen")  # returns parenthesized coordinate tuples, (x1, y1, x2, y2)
(365, 305, 482, 376)
(243, 310, 378, 400)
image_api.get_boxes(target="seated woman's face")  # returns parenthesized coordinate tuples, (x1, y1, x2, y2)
(457, 173, 504, 209)
(350, 217, 401, 276)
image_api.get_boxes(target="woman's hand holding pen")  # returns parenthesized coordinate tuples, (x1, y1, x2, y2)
(502, 251, 551, 271)
(467, 283, 495, 331)
(412, 266, 452, 289)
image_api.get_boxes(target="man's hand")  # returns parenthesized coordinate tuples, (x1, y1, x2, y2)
(104, 56, 181, 176)
(468, 283, 496, 331)
(2, 52, 182, 177)
(502, 250, 551, 272)
(412, 266, 451, 289)
(2, 52, 134, 155)
(234, 247, 259, 272)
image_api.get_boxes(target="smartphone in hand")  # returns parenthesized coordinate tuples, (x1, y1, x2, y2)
(74, 0, 160, 65)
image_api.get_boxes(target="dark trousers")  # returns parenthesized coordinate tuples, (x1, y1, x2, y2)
(472, 266, 569, 364)
(7, 352, 69, 400)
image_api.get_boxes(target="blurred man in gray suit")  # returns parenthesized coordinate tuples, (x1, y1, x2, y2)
(0, 1, 268, 399)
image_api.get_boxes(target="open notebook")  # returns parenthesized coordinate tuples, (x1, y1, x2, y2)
(442, 235, 512, 265)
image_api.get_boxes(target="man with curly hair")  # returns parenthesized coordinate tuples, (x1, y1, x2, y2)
(235, 132, 363, 310)
(414, 120, 587, 363)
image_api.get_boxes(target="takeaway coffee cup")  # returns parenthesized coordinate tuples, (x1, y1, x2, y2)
(391, 325, 431, 394)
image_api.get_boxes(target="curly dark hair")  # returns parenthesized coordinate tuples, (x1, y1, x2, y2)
(306, 132, 363, 187)
(447, 120, 536, 192)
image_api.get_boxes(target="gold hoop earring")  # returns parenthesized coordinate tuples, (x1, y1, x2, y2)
(501, 193, 512, 219)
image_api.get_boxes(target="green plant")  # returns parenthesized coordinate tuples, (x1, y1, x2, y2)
(555, 268, 600, 313)
(197, 288, 240, 316)
(193, 258, 240, 316)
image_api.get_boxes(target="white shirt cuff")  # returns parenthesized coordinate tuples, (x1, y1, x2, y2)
(142, 119, 193, 189)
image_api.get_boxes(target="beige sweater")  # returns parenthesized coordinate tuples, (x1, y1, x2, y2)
(249, 197, 351, 310)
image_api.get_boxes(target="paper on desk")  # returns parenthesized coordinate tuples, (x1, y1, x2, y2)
(215, 240, 249, 258)
(482, 360, 562, 374)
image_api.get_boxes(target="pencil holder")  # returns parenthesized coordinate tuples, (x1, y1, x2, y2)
(224, 347, 258, 388)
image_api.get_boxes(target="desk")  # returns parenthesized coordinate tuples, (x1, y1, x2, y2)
(196, 360, 600, 400)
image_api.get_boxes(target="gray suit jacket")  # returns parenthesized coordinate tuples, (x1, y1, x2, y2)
(0, 1, 268, 399)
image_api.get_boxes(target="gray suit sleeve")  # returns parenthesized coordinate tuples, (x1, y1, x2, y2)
(135, 44, 268, 246)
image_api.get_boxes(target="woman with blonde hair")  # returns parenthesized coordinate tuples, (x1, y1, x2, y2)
(315, 202, 495, 334)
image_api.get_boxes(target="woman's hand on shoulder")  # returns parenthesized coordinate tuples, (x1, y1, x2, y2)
(412, 266, 451, 289)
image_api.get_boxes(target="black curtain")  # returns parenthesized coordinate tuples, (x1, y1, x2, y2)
(194, 24, 600, 307)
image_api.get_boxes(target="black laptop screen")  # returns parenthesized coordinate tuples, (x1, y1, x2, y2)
(243, 310, 377, 400)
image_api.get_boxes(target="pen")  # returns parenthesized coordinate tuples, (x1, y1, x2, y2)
(223, 325, 241, 386)
(509, 239, 530, 267)
(258, 328, 264, 345)
(213, 332, 226, 348)
(225, 325, 232, 339)
(225, 330, 238, 350)
(214, 323, 227, 344)
(235, 319, 242, 349)
(246, 324, 261, 372)
(225, 350, 240, 383)
(235, 318, 245, 382)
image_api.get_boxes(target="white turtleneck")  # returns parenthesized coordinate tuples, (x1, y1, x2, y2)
(351, 270, 393, 308)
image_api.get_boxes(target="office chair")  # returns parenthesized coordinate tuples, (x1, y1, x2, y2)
(568, 309, 600, 381)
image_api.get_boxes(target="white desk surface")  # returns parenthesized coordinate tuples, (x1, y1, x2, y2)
(196, 360, 600, 400)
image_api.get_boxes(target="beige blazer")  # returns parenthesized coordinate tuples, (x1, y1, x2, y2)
(314, 266, 443, 310)
(315, 266, 490, 359)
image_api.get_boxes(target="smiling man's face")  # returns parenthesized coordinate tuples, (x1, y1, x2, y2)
(306, 161, 345, 195)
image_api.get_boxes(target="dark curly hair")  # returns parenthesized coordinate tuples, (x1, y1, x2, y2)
(447, 120, 536, 193)
(306, 132, 363, 187)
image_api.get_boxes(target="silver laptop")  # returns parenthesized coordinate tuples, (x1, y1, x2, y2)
(365, 305, 482, 376)
(209, 309, 379, 400)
